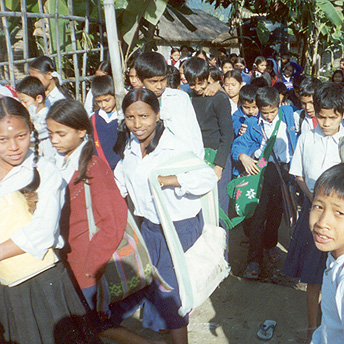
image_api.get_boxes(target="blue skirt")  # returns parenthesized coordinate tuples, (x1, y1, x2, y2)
(109, 213, 203, 332)
(283, 198, 327, 284)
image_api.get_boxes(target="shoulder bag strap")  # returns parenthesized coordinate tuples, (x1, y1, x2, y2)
(84, 181, 98, 240)
(92, 114, 111, 170)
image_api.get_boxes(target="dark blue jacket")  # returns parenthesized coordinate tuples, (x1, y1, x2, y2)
(231, 105, 297, 176)
(232, 106, 258, 137)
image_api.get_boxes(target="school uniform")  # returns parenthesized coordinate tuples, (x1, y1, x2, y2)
(282, 74, 293, 90)
(91, 108, 122, 171)
(293, 109, 316, 135)
(231, 105, 297, 265)
(0, 152, 99, 343)
(311, 253, 344, 344)
(84, 88, 94, 116)
(45, 86, 66, 108)
(114, 129, 217, 331)
(283, 125, 344, 284)
(160, 87, 204, 159)
(229, 98, 238, 115)
(167, 58, 181, 69)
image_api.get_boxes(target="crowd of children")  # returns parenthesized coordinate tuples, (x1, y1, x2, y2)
(1, 48, 344, 344)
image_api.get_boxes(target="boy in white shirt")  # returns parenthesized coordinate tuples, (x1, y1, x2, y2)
(16, 76, 55, 159)
(310, 163, 344, 344)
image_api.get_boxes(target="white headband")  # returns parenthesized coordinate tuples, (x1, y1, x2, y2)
(51, 71, 63, 85)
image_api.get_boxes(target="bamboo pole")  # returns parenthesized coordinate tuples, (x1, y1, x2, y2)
(81, 0, 90, 103)
(54, 0, 62, 77)
(97, 0, 104, 61)
(68, 0, 80, 100)
(0, 0, 15, 85)
(103, 0, 125, 110)
(38, 0, 49, 55)
(20, 0, 29, 74)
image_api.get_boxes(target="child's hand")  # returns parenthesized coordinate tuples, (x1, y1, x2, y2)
(213, 165, 223, 181)
(239, 154, 260, 175)
(238, 124, 248, 136)
(203, 82, 222, 97)
(157, 175, 181, 187)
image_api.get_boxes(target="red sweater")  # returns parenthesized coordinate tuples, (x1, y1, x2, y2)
(60, 156, 127, 289)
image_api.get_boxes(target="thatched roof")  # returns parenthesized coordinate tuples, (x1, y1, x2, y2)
(155, 9, 230, 46)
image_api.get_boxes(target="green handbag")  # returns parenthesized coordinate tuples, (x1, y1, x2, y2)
(227, 110, 283, 227)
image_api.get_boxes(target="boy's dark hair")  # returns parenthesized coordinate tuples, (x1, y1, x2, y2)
(313, 82, 344, 115)
(292, 75, 306, 91)
(91, 75, 115, 98)
(209, 66, 223, 83)
(183, 57, 209, 85)
(134, 52, 168, 81)
(299, 77, 322, 97)
(16, 76, 46, 101)
(313, 163, 344, 200)
(250, 77, 268, 88)
(256, 86, 280, 109)
(167, 65, 181, 89)
(273, 81, 288, 96)
(97, 60, 112, 75)
(238, 84, 258, 106)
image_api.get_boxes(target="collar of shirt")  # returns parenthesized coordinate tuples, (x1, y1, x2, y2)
(258, 113, 279, 131)
(98, 108, 119, 124)
(128, 129, 175, 159)
(313, 123, 344, 144)
(55, 140, 87, 184)
(48, 86, 61, 100)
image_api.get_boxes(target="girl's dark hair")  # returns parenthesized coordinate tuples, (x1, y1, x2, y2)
(233, 56, 246, 67)
(266, 60, 276, 78)
(167, 65, 181, 89)
(256, 86, 280, 109)
(313, 82, 344, 115)
(250, 77, 269, 88)
(91, 75, 115, 98)
(29, 56, 72, 99)
(183, 57, 209, 85)
(97, 60, 112, 75)
(273, 81, 288, 96)
(194, 50, 208, 61)
(313, 163, 344, 200)
(224, 69, 243, 84)
(47, 99, 94, 184)
(209, 66, 223, 83)
(0, 97, 40, 193)
(16, 76, 46, 101)
(170, 47, 180, 55)
(221, 59, 234, 69)
(134, 52, 168, 81)
(238, 84, 258, 106)
(114, 88, 164, 159)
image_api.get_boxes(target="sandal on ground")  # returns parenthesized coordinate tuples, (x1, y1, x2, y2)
(267, 246, 281, 264)
(257, 320, 277, 341)
(243, 262, 261, 279)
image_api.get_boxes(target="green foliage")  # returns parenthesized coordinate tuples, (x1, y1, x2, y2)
(256, 20, 270, 45)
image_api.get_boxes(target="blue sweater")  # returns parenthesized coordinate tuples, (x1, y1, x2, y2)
(231, 105, 297, 176)
(232, 107, 258, 137)
(91, 111, 121, 171)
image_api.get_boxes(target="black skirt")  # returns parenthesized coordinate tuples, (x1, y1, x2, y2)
(0, 262, 101, 344)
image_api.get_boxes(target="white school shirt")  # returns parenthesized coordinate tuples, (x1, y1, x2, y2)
(114, 129, 217, 224)
(96, 108, 122, 123)
(160, 87, 204, 159)
(0, 151, 65, 260)
(229, 98, 238, 115)
(84, 88, 94, 116)
(31, 106, 49, 140)
(311, 253, 344, 344)
(293, 109, 314, 134)
(45, 86, 66, 108)
(289, 125, 344, 193)
(54, 140, 87, 184)
(0, 85, 13, 98)
(253, 115, 290, 163)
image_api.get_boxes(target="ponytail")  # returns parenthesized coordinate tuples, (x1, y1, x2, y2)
(74, 138, 95, 184)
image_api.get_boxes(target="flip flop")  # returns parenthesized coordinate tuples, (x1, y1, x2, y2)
(257, 320, 277, 341)
(267, 246, 281, 264)
(243, 262, 261, 279)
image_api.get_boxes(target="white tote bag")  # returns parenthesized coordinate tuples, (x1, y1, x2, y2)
(149, 151, 230, 316)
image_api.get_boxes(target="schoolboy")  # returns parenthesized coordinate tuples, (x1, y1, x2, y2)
(91, 75, 121, 171)
(134, 52, 204, 159)
(183, 57, 234, 227)
(232, 84, 258, 137)
(309, 164, 344, 344)
(293, 77, 322, 135)
(231, 87, 297, 278)
(16, 75, 55, 159)
(285, 81, 344, 342)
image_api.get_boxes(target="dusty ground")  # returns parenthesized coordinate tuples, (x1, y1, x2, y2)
(103, 221, 309, 344)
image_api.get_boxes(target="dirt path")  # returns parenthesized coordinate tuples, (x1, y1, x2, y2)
(104, 222, 309, 343)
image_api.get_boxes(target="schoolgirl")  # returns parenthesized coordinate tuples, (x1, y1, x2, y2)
(223, 69, 244, 114)
(250, 56, 272, 86)
(114, 88, 218, 344)
(167, 47, 181, 69)
(233, 56, 251, 84)
(0, 96, 100, 344)
(46, 99, 131, 341)
(281, 62, 295, 91)
(29, 56, 71, 108)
